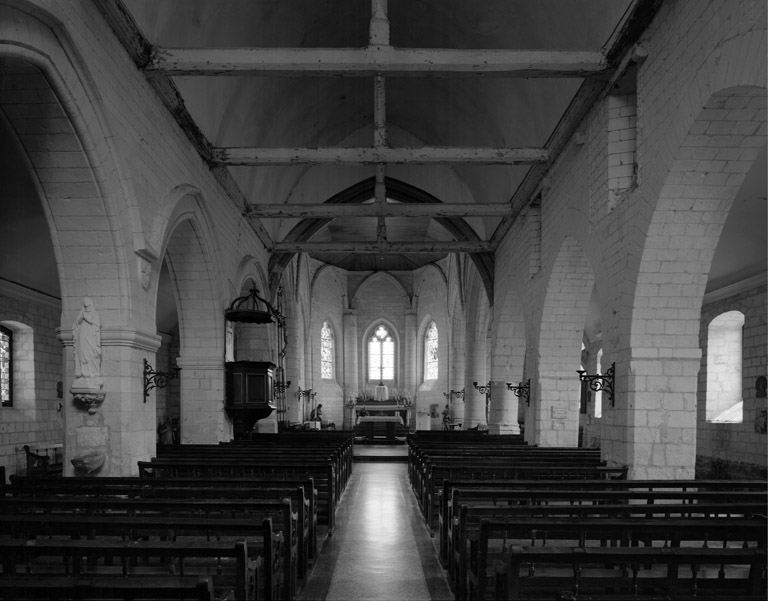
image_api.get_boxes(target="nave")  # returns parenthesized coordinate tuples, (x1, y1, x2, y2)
(299, 452, 452, 601)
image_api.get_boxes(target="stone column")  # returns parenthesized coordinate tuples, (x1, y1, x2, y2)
(175, 354, 228, 443)
(463, 335, 487, 429)
(404, 310, 417, 398)
(535, 369, 580, 447)
(615, 352, 698, 479)
(58, 326, 161, 477)
(343, 310, 358, 393)
(487, 380, 520, 435)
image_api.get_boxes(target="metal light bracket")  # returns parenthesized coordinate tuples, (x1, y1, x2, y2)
(143, 358, 181, 403)
(577, 362, 615, 407)
(506, 379, 531, 406)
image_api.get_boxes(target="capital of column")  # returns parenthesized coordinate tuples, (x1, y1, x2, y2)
(175, 355, 225, 371)
(57, 326, 162, 353)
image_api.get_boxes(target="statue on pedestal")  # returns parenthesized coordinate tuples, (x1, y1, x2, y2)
(71, 297, 105, 413)
(73, 297, 101, 382)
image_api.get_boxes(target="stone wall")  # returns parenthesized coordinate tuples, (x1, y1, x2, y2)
(0, 282, 64, 480)
(696, 281, 767, 479)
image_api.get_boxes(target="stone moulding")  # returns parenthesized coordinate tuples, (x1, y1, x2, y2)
(71, 390, 106, 414)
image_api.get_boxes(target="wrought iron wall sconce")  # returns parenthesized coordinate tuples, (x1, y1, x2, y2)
(143, 358, 181, 403)
(577, 362, 615, 407)
(506, 379, 531, 406)
(473, 382, 491, 421)
(444, 389, 465, 401)
(275, 380, 292, 394)
(472, 382, 491, 398)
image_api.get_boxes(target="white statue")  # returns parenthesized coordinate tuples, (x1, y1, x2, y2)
(73, 297, 101, 379)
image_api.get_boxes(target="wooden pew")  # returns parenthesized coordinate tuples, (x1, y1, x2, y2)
(171, 438, 353, 492)
(459, 514, 768, 600)
(496, 545, 767, 601)
(9, 474, 318, 568)
(0, 514, 276, 599)
(0, 497, 290, 600)
(0, 538, 251, 600)
(413, 450, 607, 513)
(138, 457, 338, 536)
(440, 482, 768, 571)
(420, 463, 628, 535)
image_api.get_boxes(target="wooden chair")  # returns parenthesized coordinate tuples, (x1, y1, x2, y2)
(23, 445, 61, 477)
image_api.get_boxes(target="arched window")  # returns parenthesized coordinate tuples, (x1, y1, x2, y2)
(0, 325, 11, 407)
(368, 324, 394, 382)
(321, 321, 334, 379)
(707, 310, 744, 423)
(425, 321, 438, 380)
(594, 348, 603, 418)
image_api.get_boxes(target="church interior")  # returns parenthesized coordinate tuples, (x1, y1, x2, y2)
(0, 1, 766, 599)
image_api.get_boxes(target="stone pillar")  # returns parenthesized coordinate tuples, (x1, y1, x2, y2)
(535, 370, 580, 448)
(284, 312, 302, 424)
(463, 335, 487, 429)
(58, 326, 161, 477)
(404, 310, 417, 397)
(343, 310, 358, 398)
(617, 352, 698, 479)
(175, 355, 228, 444)
(487, 380, 520, 435)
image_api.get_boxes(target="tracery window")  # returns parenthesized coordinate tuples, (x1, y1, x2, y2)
(0, 326, 11, 407)
(321, 321, 334, 379)
(368, 324, 394, 381)
(425, 321, 438, 380)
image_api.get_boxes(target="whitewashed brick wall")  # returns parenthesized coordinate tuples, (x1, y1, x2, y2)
(0, 286, 63, 480)
(697, 284, 767, 478)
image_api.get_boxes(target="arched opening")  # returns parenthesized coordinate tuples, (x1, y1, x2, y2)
(706, 311, 745, 423)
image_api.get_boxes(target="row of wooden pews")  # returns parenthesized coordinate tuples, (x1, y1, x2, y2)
(407, 431, 768, 601)
(0, 431, 355, 600)
(143, 431, 354, 536)
(407, 431, 627, 536)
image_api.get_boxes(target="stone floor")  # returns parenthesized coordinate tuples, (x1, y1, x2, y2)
(298, 448, 452, 601)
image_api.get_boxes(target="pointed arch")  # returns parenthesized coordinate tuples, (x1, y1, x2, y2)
(268, 176, 494, 300)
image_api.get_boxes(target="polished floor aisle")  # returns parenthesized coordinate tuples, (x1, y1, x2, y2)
(298, 461, 453, 601)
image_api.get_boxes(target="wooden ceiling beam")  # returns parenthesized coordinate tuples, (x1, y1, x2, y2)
(212, 146, 547, 166)
(247, 203, 511, 218)
(271, 241, 492, 253)
(147, 47, 606, 78)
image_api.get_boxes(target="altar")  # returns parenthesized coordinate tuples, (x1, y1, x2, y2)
(353, 398, 410, 441)
(357, 415, 404, 441)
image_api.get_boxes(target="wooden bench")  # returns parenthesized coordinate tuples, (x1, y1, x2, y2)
(6, 478, 313, 586)
(0, 514, 276, 600)
(441, 482, 768, 571)
(9, 474, 318, 569)
(421, 463, 629, 535)
(0, 538, 252, 600)
(460, 515, 768, 600)
(414, 451, 608, 516)
(22, 445, 62, 477)
(495, 545, 767, 601)
(0, 497, 290, 600)
(139, 457, 338, 536)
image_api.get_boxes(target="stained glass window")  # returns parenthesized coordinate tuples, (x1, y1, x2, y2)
(321, 321, 334, 379)
(368, 324, 394, 381)
(425, 321, 438, 380)
(0, 326, 11, 407)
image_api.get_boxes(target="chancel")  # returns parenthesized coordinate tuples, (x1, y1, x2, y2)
(0, 1, 765, 600)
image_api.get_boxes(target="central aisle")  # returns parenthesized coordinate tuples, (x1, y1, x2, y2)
(298, 463, 453, 601)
